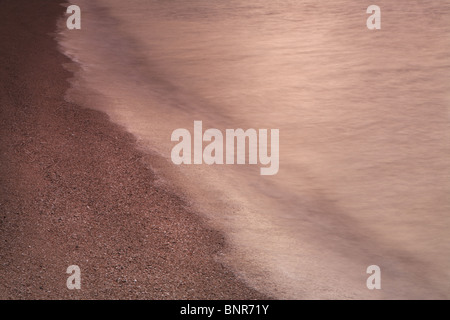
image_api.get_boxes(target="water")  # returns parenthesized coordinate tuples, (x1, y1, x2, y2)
(58, 0, 450, 299)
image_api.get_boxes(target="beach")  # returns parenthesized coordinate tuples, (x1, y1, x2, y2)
(1, 0, 449, 300)
(0, 0, 267, 299)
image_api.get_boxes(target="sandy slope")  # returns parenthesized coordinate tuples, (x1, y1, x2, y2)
(0, 0, 267, 300)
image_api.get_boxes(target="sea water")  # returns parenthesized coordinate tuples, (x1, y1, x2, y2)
(58, 0, 450, 299)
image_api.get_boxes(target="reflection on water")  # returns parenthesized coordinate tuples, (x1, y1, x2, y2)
(59, 0, 450, 298)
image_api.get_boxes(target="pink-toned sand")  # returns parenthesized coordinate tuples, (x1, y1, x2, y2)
(0, 0, 268, 300)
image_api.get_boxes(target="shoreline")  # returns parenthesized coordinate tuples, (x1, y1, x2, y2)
(0, 0, 268, 299)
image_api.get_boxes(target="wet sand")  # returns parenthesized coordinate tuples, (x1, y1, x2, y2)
(0, 0, 267, 299)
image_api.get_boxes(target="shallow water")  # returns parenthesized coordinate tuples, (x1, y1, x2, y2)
(58, 0, 450, 299)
